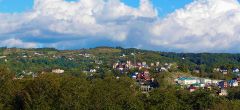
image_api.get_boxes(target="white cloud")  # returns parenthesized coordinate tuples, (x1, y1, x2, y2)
(150, 0, 240, 52)
(1, 0, 240, 52)
(0, 0, 157, 46)
(0, 38, 37, 48)
(32, 0, 157, 41)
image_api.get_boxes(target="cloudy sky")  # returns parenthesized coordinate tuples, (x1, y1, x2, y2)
(0, 0, 240, 53)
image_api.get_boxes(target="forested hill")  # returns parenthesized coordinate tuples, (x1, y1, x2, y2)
(1, 47, 240, 109)
(1, 47, 240, 73)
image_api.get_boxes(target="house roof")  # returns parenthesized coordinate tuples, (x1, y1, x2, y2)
(178, 77, 195, 81)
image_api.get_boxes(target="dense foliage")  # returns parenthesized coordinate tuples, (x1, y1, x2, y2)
(0, 67, 239, 110)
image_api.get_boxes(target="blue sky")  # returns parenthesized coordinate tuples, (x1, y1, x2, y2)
(0, 0, 193, 17)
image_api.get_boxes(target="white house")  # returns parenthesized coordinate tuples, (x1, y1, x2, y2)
(178, 77, 199, 85)
(90, 69, 97, 73)
(52, 69, 64, 74)
(200, 78, 212, 84)
(142, 62, 147, 66)
(212, 80, 222, 85)
(232, 81, 239, 87)
(233, 68, 240, 73)
(214, 68, 220, 72)
(218, 89, 228, 96)
(0, 56, 6, 59)
(220, 69, 228, 75)
(229, 80, 239, 87)
(160, 67, 167, 71)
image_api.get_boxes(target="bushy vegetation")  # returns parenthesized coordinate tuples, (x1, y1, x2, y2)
(0, 67, 239, 110)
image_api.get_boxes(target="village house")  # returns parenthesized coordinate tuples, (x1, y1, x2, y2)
(137, 71, 151, 81)
(13, 75, 24, 80)
(160, 67, 167, 72)
(212, 80, 222, 85)
(233, 77, 240, 84)
(138, 78, 158, 93)
(34, 52, 44, 56)
(142, 62, 147, 66)
(200, 78, 212, 84)
(189, 85, 197, 92)
(52, 69, 64, 74)
(177, 77, 199, 85)
(218, 81, 228, 88)
(193, 69, 200, 74)
(132, 75, 137, 79)
(233, 68, 240, 73)
(218, 89, 228, 96)
(164, 63, 173, 69)
(90, 69, 97, 73)
(213, 68, 220, 72)
(228, 80, 238, 87)
(220, 69, 228, 75)
(95, 60, 103, 65)
(140, 85, 152, 93)
(121, 54, 126, 57)
(204, 85, 212, 91)
(0, 56, 6, 59)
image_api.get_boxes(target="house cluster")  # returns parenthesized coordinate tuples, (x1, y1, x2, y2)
(79, 53, 92, 58)
(14, 71, 37, 80)
(176, 76, 240, 96)
(213, 67, 240, 75)
(130, 71, 159, 93)
(113, 60, 150, 71)
(113, 60, 174, 72)
(154, 63, 173, 72)
(113, 61, 132, 71)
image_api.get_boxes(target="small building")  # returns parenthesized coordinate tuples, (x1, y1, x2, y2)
(236, 77, 240, 83)
(204, 86, 212, 91)
(132, 75, 137, 79)
(137, 71, 151, 81)
(89, 69, 96, 73)
(52, 69, 64, 74)
(228, 80, 238, 87)
(218, 81, 228, 88)
(189, 85, 197, 92)
(220, 69, 228, 75)
(193, 69, 200, 74)
(140, 85, 152, 93)
(233, 68, 240, 73)
(0, 56, 6, 59)
(177, 77, 199, 85)
(218, 89, 228, 96)
(212, 80, 222, 85)
(213, 68, 220, 72)
(200, 78, 212, 84)
(142, 62, 147, 66)
(160, 67, 167, 72)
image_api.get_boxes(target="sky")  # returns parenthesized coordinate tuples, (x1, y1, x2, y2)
(0, 0, 240, 53)
(0, 0, 193, 16)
